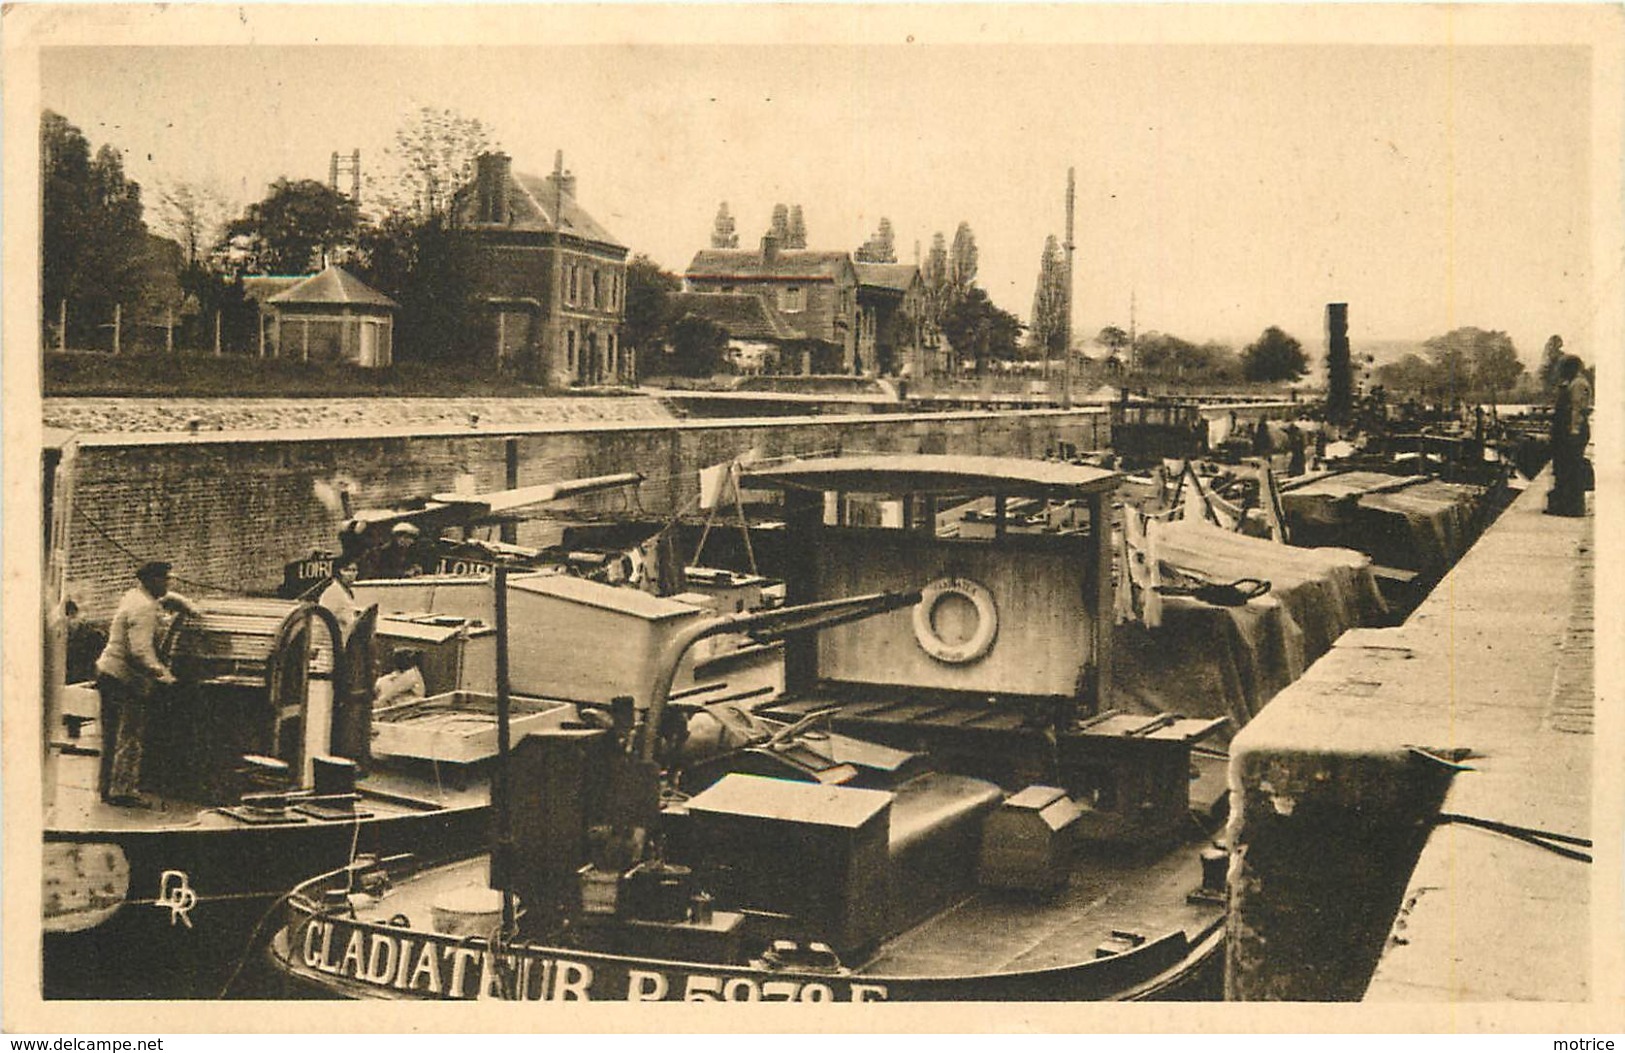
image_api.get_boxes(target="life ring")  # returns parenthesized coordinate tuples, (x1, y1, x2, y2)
(912, 577, 998, 664)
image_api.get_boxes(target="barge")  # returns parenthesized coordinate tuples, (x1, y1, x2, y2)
(269, 457, 1231, 1002)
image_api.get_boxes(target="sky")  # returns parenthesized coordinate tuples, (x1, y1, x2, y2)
(39, 33, 1597, 363)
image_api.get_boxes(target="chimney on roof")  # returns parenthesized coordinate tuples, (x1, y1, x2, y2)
(547, 150, 577, 203)
(475, 152, 511, 223)
(761, 233, 780, 267)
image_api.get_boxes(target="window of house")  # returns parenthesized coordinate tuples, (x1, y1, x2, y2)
(567, 330, 577, 373)
(592, 271, 602, 310)
(566, 264, 577, 305)
(781, 286, 804, 312)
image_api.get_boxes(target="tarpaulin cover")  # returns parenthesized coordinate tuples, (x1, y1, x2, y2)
(1110, 518, 1387, 731)
(1355, 479, 1483, 573)
(1282, 472, 1485, 573)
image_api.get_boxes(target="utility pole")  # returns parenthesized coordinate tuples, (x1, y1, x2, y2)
(112, 303, 121, 355)
(1061, 167, 1075, 409)
(551, 149, 566, 386)
(165, 306, 174, 354)
(58, 300, 67, 353)
(1128, 289, 1138, 374)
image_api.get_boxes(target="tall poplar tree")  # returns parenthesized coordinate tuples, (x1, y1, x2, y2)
(855, 217, 897, 263)
(949, 222, 979, 294)
(1029, 234, 1067, 362)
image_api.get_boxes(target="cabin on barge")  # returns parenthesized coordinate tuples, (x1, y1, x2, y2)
(269, 455, 1232, 1002)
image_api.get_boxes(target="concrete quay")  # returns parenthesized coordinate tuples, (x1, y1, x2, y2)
(1227, 471, 1598, 1003)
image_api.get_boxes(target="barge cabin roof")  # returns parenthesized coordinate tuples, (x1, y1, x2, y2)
(740, 454, 1120, 499)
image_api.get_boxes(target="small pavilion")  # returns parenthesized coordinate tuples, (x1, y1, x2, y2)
(263, 264, 397, 367)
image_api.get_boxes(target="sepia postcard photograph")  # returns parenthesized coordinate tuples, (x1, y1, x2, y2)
(3, 2, 1622, 1037)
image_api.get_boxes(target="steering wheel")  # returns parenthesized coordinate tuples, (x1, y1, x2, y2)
(158, 606, 192, 683)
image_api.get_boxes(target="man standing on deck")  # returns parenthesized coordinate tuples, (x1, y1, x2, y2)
(94, 561, 198, 807)
(1546, 355, 1592, 517)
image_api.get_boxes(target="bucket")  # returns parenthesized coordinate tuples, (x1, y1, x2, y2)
(430, 886, 504, 937)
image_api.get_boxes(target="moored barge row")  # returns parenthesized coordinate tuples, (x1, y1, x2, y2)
(37, 401, 1554, 1005)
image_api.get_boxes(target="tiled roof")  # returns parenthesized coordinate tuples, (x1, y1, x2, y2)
(267, 264, 397, 309)
(687, 249, 853, 282)
(669, 293, 806, 342)
(855, 263, 920, 292)
(242, 275, 308, 304)
(458, 171, 625, 248)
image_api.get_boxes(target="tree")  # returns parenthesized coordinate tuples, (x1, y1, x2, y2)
(949, 222, 978, 294)
(1468, 331, 1523, 400)
(855, 217, 897, 263)
(352, 210, 480, 364)
(922, 232, 949, 318)
(941, 286, 1022, 375)
(339, 107, 500, 366)
(1540, 335, 1566, 392)
(786, 205, 807, 249)
(222, 178, 362, 275)
(622, 254, 681, 375)
(1421, 327, 1522, 401)
(1028, 235, 1068, 365)
(151, 179, 232, 269)
(710, 202, 739, 249)
(666, 314, 729, 377)
(1374, 352, 1441, 398)
(1096, 325, 1130, 362)
(1197, 341, 1243, 382)
(1135, 331, 1193, 376)
(373, 107, 495, 220)
(42, 112, 169, 347)
(768, 204, 790, 244)
(1242, 326, 1309, 382)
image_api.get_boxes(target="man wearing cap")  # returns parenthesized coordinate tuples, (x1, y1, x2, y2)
(371, 521, 429, 578)
(94, 561, 199, 807)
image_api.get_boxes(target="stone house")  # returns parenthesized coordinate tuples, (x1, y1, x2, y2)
(685, 235, 858, 374)
(666, 291, 809, 374)
(854, 262, 925, 378)
(455, 151, 629, 386)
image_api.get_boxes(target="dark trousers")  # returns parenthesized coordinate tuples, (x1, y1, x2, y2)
(1548, 434, 1589, 517)
(96, 674, 149, 800)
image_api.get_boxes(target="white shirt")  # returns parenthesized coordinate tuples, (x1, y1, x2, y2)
(374, 666, 426, 707)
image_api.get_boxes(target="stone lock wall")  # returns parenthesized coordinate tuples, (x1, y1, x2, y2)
(60, 408, 1108, 619)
